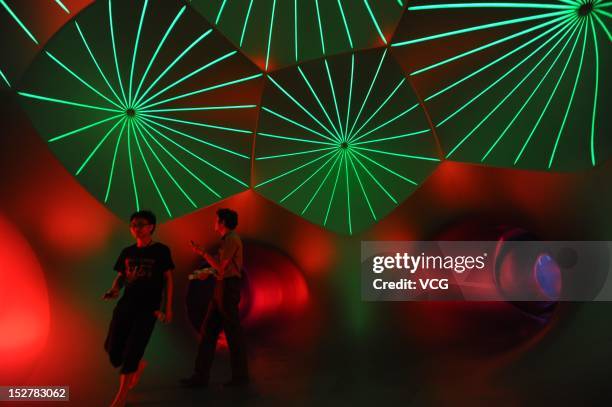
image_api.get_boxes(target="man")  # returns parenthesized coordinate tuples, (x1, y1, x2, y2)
(181, 208, 249, 388)
(103, 210, 174, 407)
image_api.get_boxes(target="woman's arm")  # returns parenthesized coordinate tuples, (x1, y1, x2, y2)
(163, 270, 173, 322)
(203, 253, 231, 276)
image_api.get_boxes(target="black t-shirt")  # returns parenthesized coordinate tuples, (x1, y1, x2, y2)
(113, 242, 174, 312)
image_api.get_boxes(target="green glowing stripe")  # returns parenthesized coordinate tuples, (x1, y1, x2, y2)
(349, 78, 406, 143)
(140, 113, 252, 134)
(424, 18, 571, 102)
(143, 118, 249, 158)
(129, 0, 148, 106)
(215, 0, 228, 24)
(267, 76, 338, 140)
(240, 0, 254, 47)
(134, 121, 197, 208)
(294, 0, 298, 60)
(133, 6, 186, 104)
(437, 18, 572, 128)
(302, 151, 342, 214)
(593, 12, 612, 41)
(548, 22, 588, 169)
(133, 121, 172, 217)
(363, 0, 387, 44)
(139, 51, 237, 107)
(348, 49, 387, 137)
(349, 149, 397, 203)
(48, 114, 124, 142)
(0, 68, 10, 87)
(315, 0, 326, 53)
(324, 60, 344, 139)
(408, 3, 574, 11)
(145, 105, 256, 113)
(411, 14, 571, 76)
(352, 149, 418, 185)
(138, 120, 221, 197)
(351, 103, 419, 143)
(256, 150, 337, 188)
(126, 121, 140, 211)
(354, 146, 440, 162)
(18, 92, 122, 113)
(109, 0, 127, 106)
(280, 151, 340, 203)
(45, 51, 123, 110)
(323, 154, 345, 226)
(76, 117, 125, 175)
(323, 151, 344, 226)
(344, 151, 352, 234)
(0, 0, 38, 44)
(140, 117, 247, 188)
(261, 106, 338, 143)
(514, 22, 584, 165)
(257, 131, 335, 146)
(597, 1, 612, 8)
(448, 20, 577, 159)
(142, 73, 262, 109)
(595, 9, 612, 18)
(104, 120, 127, 202)
(54, 0, 69, 13)
(396, 0, 403, 6)
(134, 29, 213, 107)
(257, 146, 336, 161)
(353, 129, 431, 145)
(337, 0, 354, 48)
(297, 66, 342, 139)
(265, 0, 277, 70)
(75, 22, 124, 107)
(482, 20, 580, 162)
(589, 15, 600, 166)
(347, 151, 376, 220)
(345, 54, 355, 139)
(394, 11, 570, 47)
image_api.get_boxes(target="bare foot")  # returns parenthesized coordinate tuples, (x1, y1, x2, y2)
(129, 360, 148, 389)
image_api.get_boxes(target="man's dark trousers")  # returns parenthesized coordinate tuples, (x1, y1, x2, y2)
(195, 276, 248, 382)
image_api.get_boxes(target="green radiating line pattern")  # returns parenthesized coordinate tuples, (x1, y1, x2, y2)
(189, 0, 405, 70)
(254, 49, 440, 235)
(393, 0, 611, 171)
(17, 0, 262, 221)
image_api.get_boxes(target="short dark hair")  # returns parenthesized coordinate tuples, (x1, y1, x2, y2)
(216, 208, 238, 230)
(130, 210, 157, 232)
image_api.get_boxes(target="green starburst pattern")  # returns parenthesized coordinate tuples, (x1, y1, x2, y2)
(18, 0, 263, 221)
(253, 49, 440, 235)
(189, 0, 406, 71)
(392, 0, 611, 171)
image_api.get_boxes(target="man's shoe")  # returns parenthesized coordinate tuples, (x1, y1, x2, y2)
(223, 377, 249, 388)
(180, 375, 208, 388)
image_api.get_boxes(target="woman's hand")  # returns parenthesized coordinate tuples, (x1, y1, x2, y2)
(102, 288, 119, 300)
(189, 240, 205, 257)
(154, 309, 173, 323)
